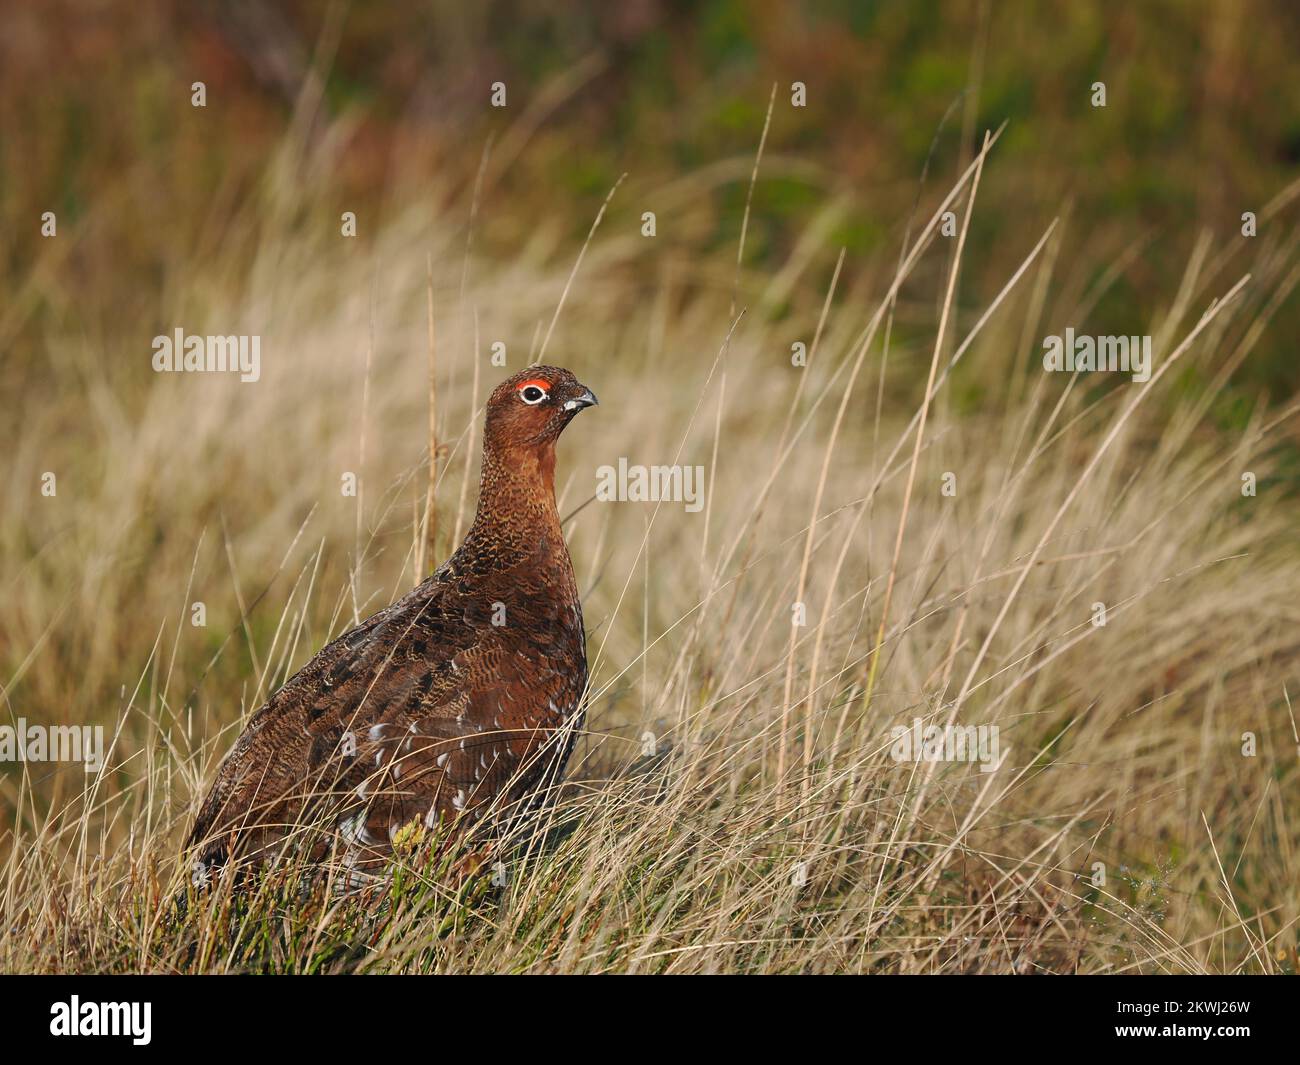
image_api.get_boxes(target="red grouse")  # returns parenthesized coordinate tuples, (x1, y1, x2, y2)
(187, 366, 598, 884)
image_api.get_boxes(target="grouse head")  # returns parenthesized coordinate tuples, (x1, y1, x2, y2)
(484, 365, 598, 455)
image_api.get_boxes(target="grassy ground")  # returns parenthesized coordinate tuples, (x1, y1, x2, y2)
(4, 62, 1300, 971)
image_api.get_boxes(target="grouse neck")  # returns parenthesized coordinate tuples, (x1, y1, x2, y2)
(462, 439, 563, 553)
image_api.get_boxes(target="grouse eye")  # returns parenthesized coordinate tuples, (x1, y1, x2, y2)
(519, 384, 548, 405)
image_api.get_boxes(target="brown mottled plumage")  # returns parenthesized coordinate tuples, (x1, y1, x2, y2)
(187, 366, 597, 883)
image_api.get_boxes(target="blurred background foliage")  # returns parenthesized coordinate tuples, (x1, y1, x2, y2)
(3, 0, 1298, 404)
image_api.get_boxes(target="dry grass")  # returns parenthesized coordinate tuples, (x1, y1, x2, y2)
(3, 121, 1300, 974)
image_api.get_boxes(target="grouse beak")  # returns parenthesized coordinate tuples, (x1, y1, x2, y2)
(563, 387, 598, 412)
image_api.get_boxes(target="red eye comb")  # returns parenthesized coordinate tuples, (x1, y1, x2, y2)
(517, 378, 551, 392)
